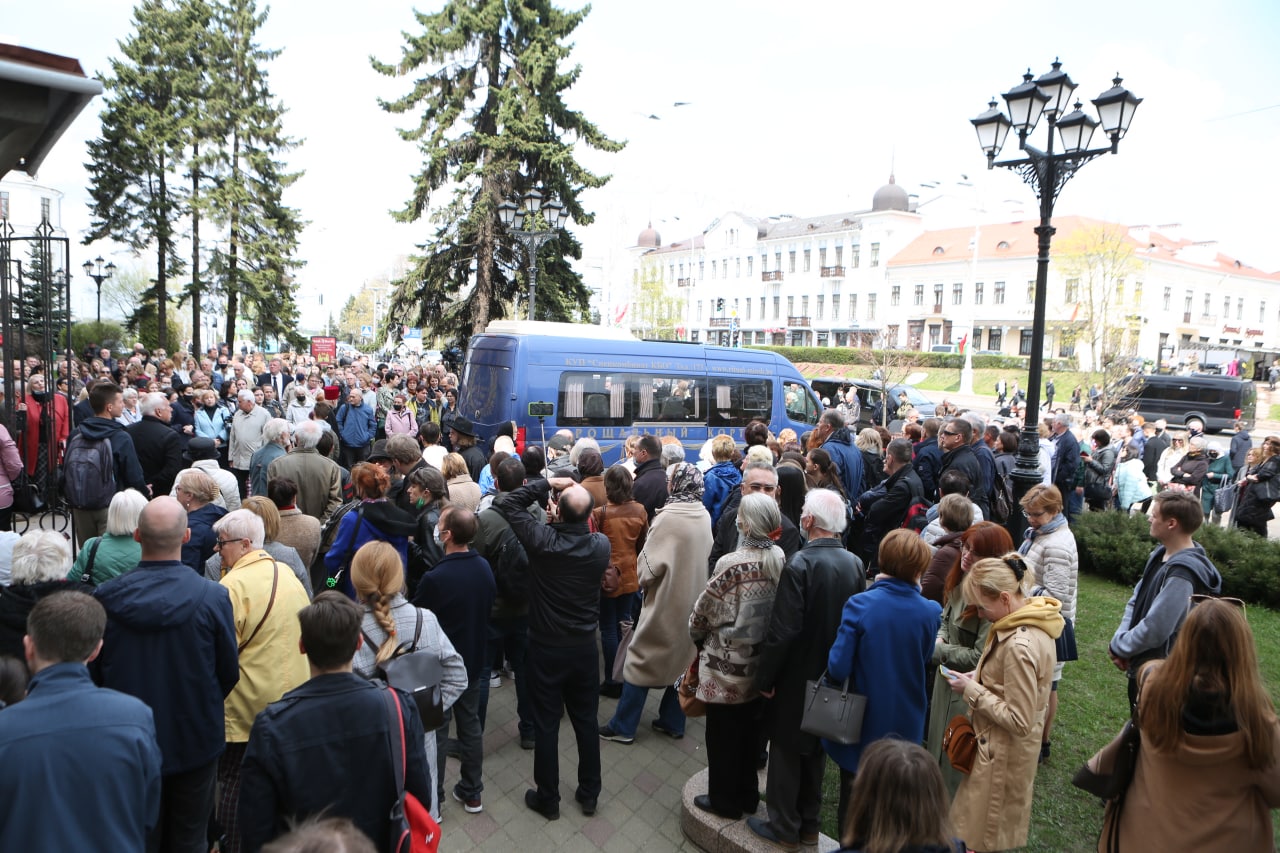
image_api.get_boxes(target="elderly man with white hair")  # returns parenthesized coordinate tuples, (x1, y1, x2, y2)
(213, 509, 310, 851)
(248, 419, 291, 499)
(229, 389, 271, 502)
(0, 530, 81, 658)
(750, 488, 865, 849)
(128, 392, 184, 498)
(267, 420, 343, 523)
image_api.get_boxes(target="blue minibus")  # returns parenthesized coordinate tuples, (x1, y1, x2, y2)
(457, 321, 823, 463)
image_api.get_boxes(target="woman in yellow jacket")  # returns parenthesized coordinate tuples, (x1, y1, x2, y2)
(945, 554, 1063, 853)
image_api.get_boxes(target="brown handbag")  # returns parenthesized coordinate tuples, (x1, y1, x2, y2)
(595, 506, 623, 596)
(942, 713, 977, 774)
(676, 655, 706, 718)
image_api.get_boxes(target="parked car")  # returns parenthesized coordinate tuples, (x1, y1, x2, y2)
(807, 377, 936, 427)
(1106, 372, 1256, 433)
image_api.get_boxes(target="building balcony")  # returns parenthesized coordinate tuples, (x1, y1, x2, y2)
(820, 266, 845, 278)
(762, 270, 784, 282)
(676, 277, 693, 288)
(708, 317, 732, 328)
(788, 315, 811, 327)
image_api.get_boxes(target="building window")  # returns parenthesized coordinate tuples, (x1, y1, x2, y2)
(933, 283, 944, 311)
(759, 297, 764, 318)
(691, 331, 699, 342)
(699, 261, 705, 280)
(803, 248, 811, 272)
(1065, 278, 1079, 302)
(1059, 336, 1076, 358)
(816, 295, 824, 319)
(849, 293, 858, 320)
(929, 325, 941, 347)
(1224, 295, 1230, 318)
(886, 325, 899, 348)
(0, 192, 8, 220)
(775, 252, 782, 272)
(866, 293, 876, 321)
(1204, 293, 1212, 317)
(831, 294, 840, 319)
(735, 258, 741, 277)
(1026, 280, 1035, 304)
(892, 285, 901, 306)
(800, 296, 809, 316)
(1116, 279, 1125, 303)
(1262, 302, 1268, 323)
(1019, 329, 1034, 355)
(870, 243, 880, 267)
(995, 281, 1006, 304)
(952, 283, 963, 305)
(722, 259, 728, 279)
(835, 245, 843, 266)
(1184, 292, 1193, 323)
(1133, 281, 1143, 306)
(40, 197, 51, 222)
(788, 296, 795, 317)
(913, 284, 924, 306)
(679, 262, 685, 278)
(773, 296, 781, 320)
(972, 328, 983, 350)
(789, 250, 796, 274)
(819, 247, 827, 267)
(746, 256, 753, 276)
(745, 300, 752, 320)
(697, 301, 703, 321)
(817, 331, 829, 346)
(988, 328, 1002, 351)
(1163, 287, 1171, 311)
(1237, 298, 1244, 321)
(711, 260, 717, 279)
(975, 282, 984, 304)
(851, 245, 860, 268)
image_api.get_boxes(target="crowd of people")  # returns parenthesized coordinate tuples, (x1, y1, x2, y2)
(0, 343, 1277, 852)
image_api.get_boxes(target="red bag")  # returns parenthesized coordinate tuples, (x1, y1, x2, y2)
(383, 687, 441, 853)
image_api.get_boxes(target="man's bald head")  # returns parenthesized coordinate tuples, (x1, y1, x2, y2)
(136, 496, 190, 558)
(557, 484, 594, 524)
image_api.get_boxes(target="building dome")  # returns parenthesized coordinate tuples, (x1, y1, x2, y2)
(636, 222, 661, 248)
(871, 174, 909, 212)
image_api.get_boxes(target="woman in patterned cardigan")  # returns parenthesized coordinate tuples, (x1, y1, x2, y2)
(689, 493, 784, 820)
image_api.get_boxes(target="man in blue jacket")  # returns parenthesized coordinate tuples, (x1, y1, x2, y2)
(335, 388, 376, 469)
(0, 591, 162, 851)
(814, 409, 863, 501)
(238, 592, 432, 852)
(94, 496, 240, 853)
(414, 505, 497, 815)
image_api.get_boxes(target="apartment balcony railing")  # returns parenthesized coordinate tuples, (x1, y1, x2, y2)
(762, 270, 784, 282)
(820, 266, 845, 278)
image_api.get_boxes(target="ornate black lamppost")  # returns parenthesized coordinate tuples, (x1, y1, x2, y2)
(498, 189, 570, 321)
(82, 255, 115, 324)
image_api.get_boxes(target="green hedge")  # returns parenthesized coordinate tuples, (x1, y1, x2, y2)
(1072, 511, 1280, 609)
(750, 345, 1074, 373)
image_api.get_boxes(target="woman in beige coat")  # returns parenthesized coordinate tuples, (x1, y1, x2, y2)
(599, 463, 712, 744)
(947, 554, 1063, 853)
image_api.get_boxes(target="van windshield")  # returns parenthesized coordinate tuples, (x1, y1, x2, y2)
(458, 360, 513, 424)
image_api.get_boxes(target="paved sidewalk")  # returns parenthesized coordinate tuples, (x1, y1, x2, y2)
(435, 678, 709, 852)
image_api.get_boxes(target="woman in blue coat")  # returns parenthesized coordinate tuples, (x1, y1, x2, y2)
(826, 528, 942, 832)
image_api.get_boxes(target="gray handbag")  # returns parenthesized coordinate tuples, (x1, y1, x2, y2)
(800, 669, 867, 745)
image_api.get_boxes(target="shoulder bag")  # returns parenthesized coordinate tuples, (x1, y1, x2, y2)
(365, 607, 445, 730)
(238, 560, 280, 653)
(596, 506, 622, 596)
(79, 537, 103, 586)
(1213, 482, 1238, 513)
(800, 669, 867, 745)
(675, 654, 706, 718)
(10, 468, 44, 514)
(381, 686, 440, 853)
(942, 714, 977, 774)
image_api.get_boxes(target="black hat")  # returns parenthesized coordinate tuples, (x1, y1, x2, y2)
(368, 439, 392, 462)
(450, 416, 476, 438)
(185, 436, 219, 462)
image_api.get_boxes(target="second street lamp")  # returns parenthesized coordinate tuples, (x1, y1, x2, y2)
(82, 255, 115, 325)
(971, 59, 1140, 541)
(498, 189, 571, 321)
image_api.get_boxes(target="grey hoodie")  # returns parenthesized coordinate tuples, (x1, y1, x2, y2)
(1110, 542, 1222, 668)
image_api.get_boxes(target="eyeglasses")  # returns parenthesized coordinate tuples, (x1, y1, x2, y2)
(941, 430, 959, 437)
(1022, 509, 1049, 519)
(1190, 593, 1246, 613)
(213, 537, 246, 550)
(744, 483, 778, 494)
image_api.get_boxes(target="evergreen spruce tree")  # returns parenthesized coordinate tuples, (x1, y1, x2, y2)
(372, 0, 622, 344)
(84, 0, 188, 352)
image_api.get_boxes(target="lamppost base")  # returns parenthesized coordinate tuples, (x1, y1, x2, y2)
(959, 363, 975, 396)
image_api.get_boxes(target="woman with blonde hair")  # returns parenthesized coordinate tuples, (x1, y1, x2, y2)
(441, 452, 481, 511)
(947, 554, 1063, 852)
(855, 428, 885, 492)
(350, 540, 466, 821)
(1095, 598, 1280, 851)
(174, 468, 227, 574)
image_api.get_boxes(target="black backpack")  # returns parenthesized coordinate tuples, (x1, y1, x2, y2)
(991, 471, 1016, 525)
(480, 510, 529, 605)
(62, 433, 115, 509)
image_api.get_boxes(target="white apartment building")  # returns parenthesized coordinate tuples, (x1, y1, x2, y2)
(629, 177, 1280, 374)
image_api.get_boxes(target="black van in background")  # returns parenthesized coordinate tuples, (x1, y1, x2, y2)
(1110, 373, 1256, 432)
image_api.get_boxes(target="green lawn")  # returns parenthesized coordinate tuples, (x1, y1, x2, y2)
(816, 573, 1280, 850)
(1269, 403, 1280, 422)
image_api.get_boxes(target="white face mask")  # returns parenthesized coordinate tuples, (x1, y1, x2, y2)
(433, 526, 443, 546)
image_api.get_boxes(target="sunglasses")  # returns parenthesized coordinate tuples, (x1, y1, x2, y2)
(941, 429, 960, 437)
(1190, 593, 1246, 614)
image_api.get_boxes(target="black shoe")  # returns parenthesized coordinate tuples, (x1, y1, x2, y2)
(575, 790, 598, 817)
(520, 735, 536, 750)
(746, 816, 800, 852)
(651, 719, 684, 740)
(598, 681, 623, 699)
(693, 794, 741, 821)
(524, 789, 560, 821)
(598, 724, 634, 745)
(1039, 741, 1051, 764)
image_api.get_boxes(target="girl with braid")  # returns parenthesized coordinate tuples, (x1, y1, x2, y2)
(350, 540, 466, 821)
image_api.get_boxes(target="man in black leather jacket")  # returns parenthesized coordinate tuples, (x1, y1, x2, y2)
(858, 439, 924, 568)
(751, 489, 865, 849)
(496, 477, 611, 820)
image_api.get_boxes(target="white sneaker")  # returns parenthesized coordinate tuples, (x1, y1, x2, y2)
(489, 672, 502, 688)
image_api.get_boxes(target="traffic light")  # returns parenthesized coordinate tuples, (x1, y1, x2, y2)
(716, 298, 725, 311)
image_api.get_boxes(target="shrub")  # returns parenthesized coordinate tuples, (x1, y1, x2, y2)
(1072, 511, 1280, 609)
(751, 345, 1074, 373)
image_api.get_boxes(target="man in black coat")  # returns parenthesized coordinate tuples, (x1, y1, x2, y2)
(966, 413, 996, 520)
(751, 489, 864, 849)
(858, 439, 924, 567)
(496, 477, 610, 820)
(1051, 413, 1083, 520)
(913, 417, 944, 502)
(629, 434, 668, 521)
(127, 392, 184, 498)
(1143, 418, 1171, 484)
(939, 418, 984, 514)
(709, 461, 803, 574)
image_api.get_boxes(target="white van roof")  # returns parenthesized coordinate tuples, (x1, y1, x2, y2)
(483, 320, 638, 341)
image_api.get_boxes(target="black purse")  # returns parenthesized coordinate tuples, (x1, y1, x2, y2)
(10, 470, 44, 514)
(799, 669, 867, 745)
(1056, 616, 1079, 662)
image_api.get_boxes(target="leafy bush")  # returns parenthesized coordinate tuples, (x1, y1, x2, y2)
(1072, 511, 1280, 609)
(751, 345, 1074, 373)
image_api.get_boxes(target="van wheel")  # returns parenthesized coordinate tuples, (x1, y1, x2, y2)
(1186, 417, 1205, 432)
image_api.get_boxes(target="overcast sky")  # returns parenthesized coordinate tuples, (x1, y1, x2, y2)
(5, 0, 1279, 328)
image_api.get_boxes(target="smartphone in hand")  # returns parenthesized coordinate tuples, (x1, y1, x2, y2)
(940, 665, 958, 680)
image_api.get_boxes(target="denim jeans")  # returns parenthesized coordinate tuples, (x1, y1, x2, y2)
(608, 682, 685, 739)
(478, 614, 532, 739)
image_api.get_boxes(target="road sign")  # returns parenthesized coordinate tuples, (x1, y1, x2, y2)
(360, 324, 373, 338)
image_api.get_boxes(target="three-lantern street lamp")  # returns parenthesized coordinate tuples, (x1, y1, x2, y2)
(82, 255, 116, 325)
(498, 190, 571, 322)
(970, 59, 1141, 539)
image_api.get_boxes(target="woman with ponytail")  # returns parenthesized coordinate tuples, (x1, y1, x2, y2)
(947, 554, 1064, 853)
(349, 540, 466, 821)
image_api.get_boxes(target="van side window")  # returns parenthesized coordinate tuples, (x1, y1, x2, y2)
(639, 376, 703, 423)
(709, 379, 773, 427)
(783, 381, 820, 425)
(558, 372, 631, 427)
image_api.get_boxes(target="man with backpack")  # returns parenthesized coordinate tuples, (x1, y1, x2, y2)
(1109, 490, 1222, 710)
(856, 439, 924, 568)
(65, 381, 147, 549)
